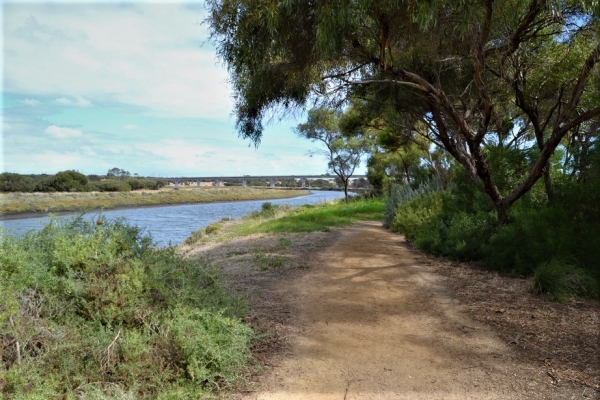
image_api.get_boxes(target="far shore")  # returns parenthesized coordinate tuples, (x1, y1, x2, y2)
(0, 187, 311, 220)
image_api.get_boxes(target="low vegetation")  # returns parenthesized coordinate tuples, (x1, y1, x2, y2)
(181, 196, 384, 247)
(385, 172, 600, 302)
(0, 216, 254, 399)
(0, 188, 308, 216)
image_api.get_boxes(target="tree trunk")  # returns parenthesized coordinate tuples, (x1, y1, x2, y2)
(496, 201, 510, 226)
(343, 179, 349, 202)
(543, 163, 554, 202)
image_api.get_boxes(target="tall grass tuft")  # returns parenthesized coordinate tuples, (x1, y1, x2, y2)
(532, 258, 597, 301)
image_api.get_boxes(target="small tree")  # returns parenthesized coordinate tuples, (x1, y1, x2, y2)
(107, 167, 131, 180)
(296, 108, 368, 201)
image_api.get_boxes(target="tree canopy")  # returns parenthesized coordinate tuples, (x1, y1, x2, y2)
(296, 107, 370, 201)
(207, 0, 599, 219)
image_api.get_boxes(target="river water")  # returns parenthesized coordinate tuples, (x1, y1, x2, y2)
(0, 190, 348, 247)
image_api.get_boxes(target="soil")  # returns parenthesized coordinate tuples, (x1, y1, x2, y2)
(183, 221, 599, 400)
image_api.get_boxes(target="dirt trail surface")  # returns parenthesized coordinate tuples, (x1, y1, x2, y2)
(184, 221, 597, 399)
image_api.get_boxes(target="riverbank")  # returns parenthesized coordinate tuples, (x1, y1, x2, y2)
(0, 187, 309, 218)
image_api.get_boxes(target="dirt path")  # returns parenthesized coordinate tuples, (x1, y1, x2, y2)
(239, 222, 509, 399)
(223, 222, 593, 400)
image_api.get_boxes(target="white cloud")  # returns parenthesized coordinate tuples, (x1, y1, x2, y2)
(55, 95, 92, 107)
(21, 98, 40, 106)
(134, 138, 325, 176)
(4, 4, 233, 119)
(123, 124, 138, 130)
(81, 145, 97, 156)
(24, 151, 87, 173)
(45, 125, 83, 139)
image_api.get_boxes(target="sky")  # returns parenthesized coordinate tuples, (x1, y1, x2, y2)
(1, 1, 365, 177)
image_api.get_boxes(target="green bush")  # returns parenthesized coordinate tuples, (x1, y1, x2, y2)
(205, 222, 220, 235)
(0, 217, 253, 398)
(92, 179, 132, 192)
(127, 178, 160, 191)
(261, 202, 277, 217)
(0, 173, 36, 192)
(184, 229, 204, 245)
(383, 180, 441, 228)
(390, 191, 444, 241)
(245, 202, 281, 220)
(35, 170, 89, 192)
(532, 258, 597, 301)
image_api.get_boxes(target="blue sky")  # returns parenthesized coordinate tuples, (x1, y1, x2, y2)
(2, 1, 364, 177)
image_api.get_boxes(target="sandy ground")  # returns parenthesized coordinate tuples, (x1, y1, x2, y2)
(185, 221, 597, 399)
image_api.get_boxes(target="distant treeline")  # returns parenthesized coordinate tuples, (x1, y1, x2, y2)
(0, 168, 165, 193)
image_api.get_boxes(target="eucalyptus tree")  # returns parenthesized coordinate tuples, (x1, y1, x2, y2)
(207, 0, 600, 221)
(296, 107, 370, 201)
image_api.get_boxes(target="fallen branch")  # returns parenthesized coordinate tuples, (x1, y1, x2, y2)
(9, 316, 21, 366)
(103, 330, 121, 367)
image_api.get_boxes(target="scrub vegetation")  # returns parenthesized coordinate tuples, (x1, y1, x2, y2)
(384, 170, 600, 302)
(0, 216, 254, 399)
(0, 188, 308, 216)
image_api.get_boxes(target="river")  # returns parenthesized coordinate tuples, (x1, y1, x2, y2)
(0, 190, 348, 247)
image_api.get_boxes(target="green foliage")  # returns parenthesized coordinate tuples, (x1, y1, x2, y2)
(207, 0, 599, 217)
(390, 191, 443, 241)
(184, 229, 204, 245)
(126, 178, 160, 191)
(246, 202, 281, 220)
(90, 179, 132, 192)
(237, 198, 384, 235)
(532, 259, 597, 302)
(106, 167, 131, 180)
(296, 107, 371, 201)
(36, 170, 89, 192)
(383, 180, 441, 228)
(0, 173, 36, 192)
(0, 217, 253, 398)
(388, 173, 600, 299)
(204, 222, 220, 235)
(260, 202, 276, 217)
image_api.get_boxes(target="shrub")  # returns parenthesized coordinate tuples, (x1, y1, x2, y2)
(0, 173, 36, 192)
(35, 170, 89, 192)
(383, 180, 441, 228)
(261, 202, 277, 217)
(184, 229, 204, 245)
(390, 191, 444, 241)
(127, 178, 159, 191)
(245, 202, 280, 220)
(532, 258, 597, 301)
(0, 216, 253, 398)
(93, 179, 132, 192)
(205, 222, 220, 235)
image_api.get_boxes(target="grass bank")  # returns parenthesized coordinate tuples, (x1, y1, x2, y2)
(0, 187, 308, 217)
(181, 196, 384, 247)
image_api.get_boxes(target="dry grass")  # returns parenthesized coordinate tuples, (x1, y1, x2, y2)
(0, 187, 308, 216)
